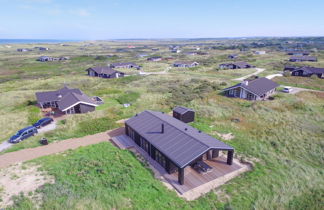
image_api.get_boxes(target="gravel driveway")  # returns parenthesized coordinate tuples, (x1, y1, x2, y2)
(0, 121, 57, 152)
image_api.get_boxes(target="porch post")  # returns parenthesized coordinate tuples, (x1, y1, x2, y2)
(212, 149, 219, 158)
(227, 150, 234, 165)
(207, 150, 212, 160)
(178, 167, 184, 185)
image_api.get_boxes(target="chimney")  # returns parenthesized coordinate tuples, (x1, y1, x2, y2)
(161, 123, 164, 133)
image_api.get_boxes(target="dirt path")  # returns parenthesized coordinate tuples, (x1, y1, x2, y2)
(233, 68, 265, 81)
(0, 129, 122, 169)
(265, 73, 283, 79)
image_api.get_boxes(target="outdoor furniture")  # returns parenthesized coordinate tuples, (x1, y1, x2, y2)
(40, 138, 48, 145)
(192, 161, 213, 174)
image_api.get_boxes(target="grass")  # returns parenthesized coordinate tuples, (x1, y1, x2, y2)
(1, 39, 324, 209)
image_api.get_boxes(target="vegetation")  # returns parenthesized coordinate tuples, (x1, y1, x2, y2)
(0, 38, 323, 209)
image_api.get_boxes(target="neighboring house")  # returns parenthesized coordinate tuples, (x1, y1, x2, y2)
(285, 66, 324, 78)
(37, 56, 69, 62)
(34, 47, 49, 51)
(254, 51, 266, 55)
(219, 61, 255, 69)
(37, 56, 54, 62)
(147, 56, 162, 62)
(171, 49, 181, 53)
(223, 77, 279, 100)
(197, 51, 208, 55)
(289, 56, 317, 62)
(287, 51, 310, 56)
(86, 66, 125, 79)
(110, 62, 140, 69)
(151, 48, 160, 51)
(125, 110, 234, 185)
(184, 52, 198, 56)
(228, 54, 238, 59)
(35, 86, 99, 114)
(17, 48, 32, 52)
(173, 106, 195, 123)
(173, 61, 199, 68)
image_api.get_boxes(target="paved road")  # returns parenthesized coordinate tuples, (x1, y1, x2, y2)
(0, 121, 57, 153)
(233, 68, 265, 81)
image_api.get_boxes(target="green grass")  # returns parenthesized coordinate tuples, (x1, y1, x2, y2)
(1, 40, 324, 209)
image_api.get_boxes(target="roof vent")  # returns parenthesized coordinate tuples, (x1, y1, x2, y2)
(58, 94, 62, 98)
(243, 80, 249, 86)
(135, 114, 138, 117)
(184, 128, 188, 131)
(198, 130, 202, 133)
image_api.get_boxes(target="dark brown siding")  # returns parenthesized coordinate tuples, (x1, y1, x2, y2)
(79, 104, 95, 113)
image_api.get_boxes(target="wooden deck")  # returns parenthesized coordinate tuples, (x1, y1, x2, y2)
(112, 135, 247, 198)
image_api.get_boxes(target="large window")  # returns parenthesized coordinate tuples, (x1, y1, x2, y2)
(155, 150, 166, 169)
(128, 127, 135, 140)
(140, 137, 150, 154)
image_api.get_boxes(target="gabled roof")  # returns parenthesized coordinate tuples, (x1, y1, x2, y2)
(173, 106, 193, 114)
(57, 92, 97, 111)
(36, 86, 82, 103)
(174, 61, 198, 65)
(87, 66, 122, 75)
(223, 77, 279, 97)
(220, 61, 253, 68)
(126, 110, 233, 168)
(289, 56, 317, 61)
(294, 66, 324, 74)
(111, 62, 137, 67)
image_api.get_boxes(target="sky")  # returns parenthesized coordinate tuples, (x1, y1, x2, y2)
(0, 0, 324, 40)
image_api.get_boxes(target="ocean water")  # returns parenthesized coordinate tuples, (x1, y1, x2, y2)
(0, 39, 79, 44)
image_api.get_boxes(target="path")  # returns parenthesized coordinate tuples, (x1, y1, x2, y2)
(266, 73, 283, 79)
(139, 67, 171, 75)
(0, 121, 57, 153)
(280, 85, 324, 95)
(233, 68, 265, 81)
(0, 128, 124, 169)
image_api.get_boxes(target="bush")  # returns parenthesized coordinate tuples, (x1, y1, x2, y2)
(116, 91, 140, 104)
(27, 106, 42, 125)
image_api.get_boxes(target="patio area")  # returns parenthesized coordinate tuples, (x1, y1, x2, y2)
(111, 133, 249, 200)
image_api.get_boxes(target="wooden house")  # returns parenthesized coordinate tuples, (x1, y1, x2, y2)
(86, 66, 125, 79)
(223, 77, 279, 100)
(173, 106, 195, 123)
(125, 110, 234, 185)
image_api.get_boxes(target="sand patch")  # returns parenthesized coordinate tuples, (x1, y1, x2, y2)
(0, 163, 54, 207)
(213, 131, 235, 141)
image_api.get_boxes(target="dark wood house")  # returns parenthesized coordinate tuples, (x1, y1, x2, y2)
(285, 66, 324, 78)
(36, 86, 98, 114)
(289, 56, 317, 62)
(110, 62, 140, 69)
(173, 61, 199, 68)
(228, 54, 238, 59)
(287, 51, 310, 56)
(125, 110, 234, 185)
(173, 106, 195, 123)
(147, 56, 162, 62)
(223, 77, 279, 100)
(86, 66, 125, 79)
(219, 61, 254, 69)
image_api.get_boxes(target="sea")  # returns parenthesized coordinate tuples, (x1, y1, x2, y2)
(0, 39, 79, 44)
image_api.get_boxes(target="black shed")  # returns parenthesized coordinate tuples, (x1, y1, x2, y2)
(173, 106, 195, 123)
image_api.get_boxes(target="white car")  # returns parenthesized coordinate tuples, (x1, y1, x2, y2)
(283, 86, 293, 93)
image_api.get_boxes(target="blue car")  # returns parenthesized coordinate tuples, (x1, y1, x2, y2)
(33, 117, 54, 129)
(9, 126, 38, 144)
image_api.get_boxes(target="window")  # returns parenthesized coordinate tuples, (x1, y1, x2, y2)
(140, 137, 150, 153)
(155, 150, 166, 169)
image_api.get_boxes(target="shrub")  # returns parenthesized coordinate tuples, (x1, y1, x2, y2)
(116, 91, 140, 104)
(27, 106, 42, 125)
(77, 117, 118, 135)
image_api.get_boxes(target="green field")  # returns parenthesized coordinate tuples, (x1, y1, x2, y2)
(0, 38, 323, 209)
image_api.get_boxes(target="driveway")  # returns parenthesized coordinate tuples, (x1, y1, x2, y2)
(266, 73, 283, 79)
(0, 121, 57, 153)
(233, 68, 265, 81)
(280, 86, 323, 95)
(0, 128, 125, 169)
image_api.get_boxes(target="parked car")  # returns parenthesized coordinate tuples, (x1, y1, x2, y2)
(9, 126, 38, 143)
(33, 117, 54, 129)
(283, 86, 293, 93)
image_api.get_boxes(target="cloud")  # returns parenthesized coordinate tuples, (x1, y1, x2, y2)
(70, 8, 91, 17)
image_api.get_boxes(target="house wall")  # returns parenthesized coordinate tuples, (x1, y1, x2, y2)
(79, 104, 96, 113)
(125, 124, 178, 174)
(173, 111, 195, 123)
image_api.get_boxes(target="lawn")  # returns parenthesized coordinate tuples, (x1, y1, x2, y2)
(1, 39, 323, 209)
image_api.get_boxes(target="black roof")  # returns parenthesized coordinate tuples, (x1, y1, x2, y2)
(126, 110, 233, 168)
(223, 77, 279, 97)
(111, 62, 137, 67)
(87, 66, 123, 75)
(36, 86, 82, 103)
(295, 66, 324, 74)
(290, 56, 317, 61)
(173, 106, 193, 114)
